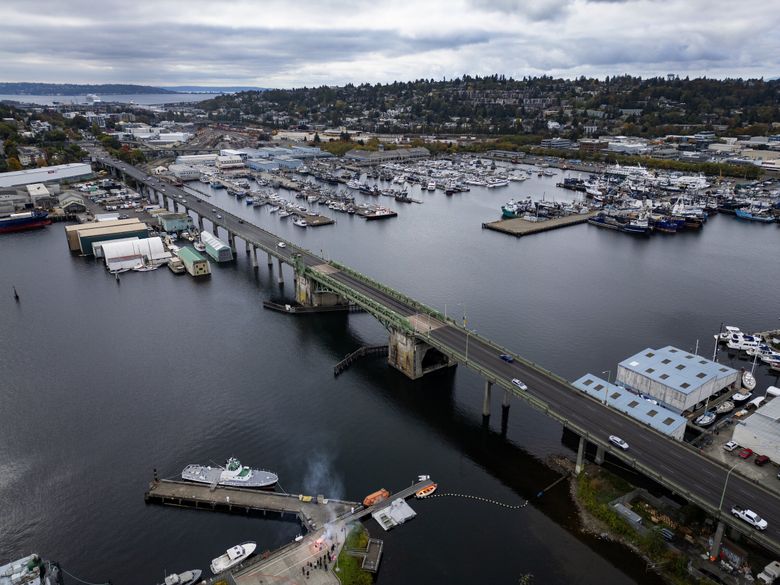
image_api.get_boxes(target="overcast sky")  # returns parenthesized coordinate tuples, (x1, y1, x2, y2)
(1, 0, 777, 88)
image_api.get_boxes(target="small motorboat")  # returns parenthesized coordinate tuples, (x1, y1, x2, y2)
(159, 569, 202, 585)
(210, 542, 256, 574)
(743, 371, 757, 391)
(694, 411, 716, 427)
(415, 483, 438, 498)
(733, 392, 753, 403)
(715, 401, 735, 415)
(194, 241, 206, 252)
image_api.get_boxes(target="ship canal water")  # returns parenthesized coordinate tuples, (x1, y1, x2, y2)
(0, 164, 778, 585)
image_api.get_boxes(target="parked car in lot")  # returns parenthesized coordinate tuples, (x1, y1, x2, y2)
(511, 378, 527, 390)
(609, 435, 629, 450)
(499, 354, 514, 363)
(755, 455, 770, 466)
(739, 448, 754, 459)
(723, 441, 739, 452)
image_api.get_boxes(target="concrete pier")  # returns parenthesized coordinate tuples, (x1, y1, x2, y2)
(502, 389, 511, 408)
(483, 380, 493, 418)
(277, 258, 284, 284)
(594, 445, 605, 465)
(144, 479, 356, 531)
(575, 436, 586, 475)
(482, 211, 598, 238)
(267, 251, 273, 266)
(387, 326, 454, 380)
(251, 246, 258, 269)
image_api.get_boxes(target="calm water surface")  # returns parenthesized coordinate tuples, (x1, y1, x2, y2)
(1, 169, 778, 584)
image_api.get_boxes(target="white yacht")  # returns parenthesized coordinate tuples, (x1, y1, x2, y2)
(426, 180, 436, 191)
(182, 457, 278, 488)
(158, 569, 202, 585)
(719, 326, 742, 341)
(210, 542, 256, 574)
(742, 371, 756, 391)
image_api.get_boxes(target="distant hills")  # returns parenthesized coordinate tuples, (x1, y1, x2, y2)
(160, 86, 267, 93)
(0, 83, 176, 95)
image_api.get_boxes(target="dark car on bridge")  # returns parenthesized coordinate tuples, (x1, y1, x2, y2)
(499, 354, 514, 363)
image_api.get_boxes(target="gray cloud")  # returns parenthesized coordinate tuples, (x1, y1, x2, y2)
(0, 0, 777, 86)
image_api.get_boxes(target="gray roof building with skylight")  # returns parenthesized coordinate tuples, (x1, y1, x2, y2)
(616, 346, 739, 413)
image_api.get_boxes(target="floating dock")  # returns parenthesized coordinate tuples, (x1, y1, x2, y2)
(334, 345, 389, 376)
(482, 211, 598, 237)
(144, 479, 357, 531)
(262, 300, 363, 314)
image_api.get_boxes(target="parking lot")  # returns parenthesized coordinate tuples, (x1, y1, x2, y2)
(701, 419, 780, 491)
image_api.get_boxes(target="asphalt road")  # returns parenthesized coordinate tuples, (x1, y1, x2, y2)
(94, 153, 780, 552)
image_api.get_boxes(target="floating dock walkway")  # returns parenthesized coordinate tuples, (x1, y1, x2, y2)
(144, 479, 358, 531)
(262, 300, 363, 314)
(334, 345, 389, 376)
(482, 211, 598, 237)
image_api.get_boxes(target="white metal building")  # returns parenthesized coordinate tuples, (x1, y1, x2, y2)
(216, 155, 244, 169)
(616, 346, 739, 414)
(200, 230, 233, 262)
(732, 399, 780, 462)
(175, 154, 217, 166)
(169, 164, 201, 181)
(100, 237, 171, 271)
(0, 163, 93, 188)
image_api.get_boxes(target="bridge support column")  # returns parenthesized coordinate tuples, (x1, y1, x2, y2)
(482, 380, 492, 418)
(198, 215, 204, 231)
(295, 273, 348, 307)
(251, 247, 258, 269)
(387, 328, 454, 380)
(245, 240, 251, 255)
(267, 251, 273, 267)
(594, 445, 605, 465)
(502, 389, 511, 409)
(709, 520, 726, 561)
(277, 258, 284, 284)
(575, 436, 586, 475)
(227, 232, 236, 253)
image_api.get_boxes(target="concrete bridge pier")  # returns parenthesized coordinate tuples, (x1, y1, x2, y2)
(709, 520, 726, 560)
(482, 380, 493, 418)
(197, 215, 204, 231)
(277, 258, 284, 284)
(251, 246, 258, 269)
(267, 251, 273, 267)
(387, 328, 455, 380)
(594, 445, 605, 465)
(227, 232, 236, 253)
(295, 273, 348, 307)
(575, 436, 586, 475)
(245, 240, 251, 255)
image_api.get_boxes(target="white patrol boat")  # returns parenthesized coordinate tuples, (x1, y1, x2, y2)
(158, 569, 202, 585)
(210, 542, 256, 574)
(181, 457, 278, 488)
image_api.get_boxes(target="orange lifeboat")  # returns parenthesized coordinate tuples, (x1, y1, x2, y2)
(363, 489, 390, 507)
(415, 483, 437, 498)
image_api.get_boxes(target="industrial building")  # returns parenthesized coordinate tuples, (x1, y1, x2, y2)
(65, 219, 149, 255)
(200, 231, 233, 262)
(616, 346, 739, 414)
(178, 247, 210, 277)
(0, 163, 93, 188)
(157, 212, 194, 233)
(572, 374, 687, 440)
(216, 155, 244, 170)
(732, 400, 780, 463)
(175, 154, 217, 166)
(344, 147, 429, 166)
(169, 164, 201, 181)
(100, 237, 171, 271)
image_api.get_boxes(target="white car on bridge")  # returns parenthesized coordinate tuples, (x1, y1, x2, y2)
(609, 435, 629, 450)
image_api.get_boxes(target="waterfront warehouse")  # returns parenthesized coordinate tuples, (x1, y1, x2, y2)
(199, 230, 233, 262)
(157, 212, 195, 233)
(572, 374, 687, 440)
(65, 218, 143, 251)
(75, 223, 150, 255)
(178, 247, 211, 276)
(732, 399, 780, 463)
(616, 346, 738, 414)
(0, 163, 93, 188)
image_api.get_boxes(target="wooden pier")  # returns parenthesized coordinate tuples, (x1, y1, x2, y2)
(144, 479, 358, 531)
(333, 345, 389, 376)
(482, 211, 598, 237)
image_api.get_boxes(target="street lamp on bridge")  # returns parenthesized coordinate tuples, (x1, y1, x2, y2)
(601, 370, 611, 405)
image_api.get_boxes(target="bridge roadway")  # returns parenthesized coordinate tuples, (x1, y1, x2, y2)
(94, 153, 780, 553)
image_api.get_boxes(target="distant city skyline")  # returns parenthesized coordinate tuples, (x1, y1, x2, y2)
(1, 0, 777, 88)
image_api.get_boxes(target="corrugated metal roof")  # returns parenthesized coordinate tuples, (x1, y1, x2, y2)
(178, 247, 206, 263)
(618, 346, 737, 395)
(200, 230, 230, 250)
(750, 398, 780, 422)
(572, 374, 687, 437)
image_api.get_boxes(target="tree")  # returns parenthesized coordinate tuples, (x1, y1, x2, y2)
(313, 132, 321, 144)
(7, 156, 22, 170)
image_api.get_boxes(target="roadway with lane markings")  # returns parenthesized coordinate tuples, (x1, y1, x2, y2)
(93, 152, 780, 553)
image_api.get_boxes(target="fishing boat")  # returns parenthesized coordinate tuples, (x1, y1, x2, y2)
(719, 326, 742, 341)
(743, 371, 757, 390)
(415, 483, 438, 498)
(715, 401, 735, 415)
(694, 411, 717, 427)
(182, 457, 278, 489)
(158, 569, 202, 585)
(210, 542, 256, 574)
